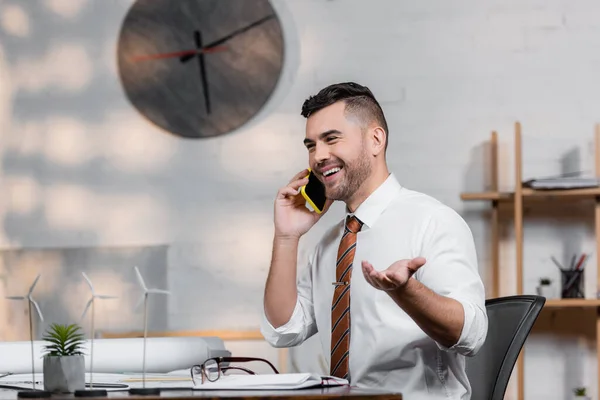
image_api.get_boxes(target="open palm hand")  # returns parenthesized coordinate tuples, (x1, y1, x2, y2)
(361, 257, 427, 291)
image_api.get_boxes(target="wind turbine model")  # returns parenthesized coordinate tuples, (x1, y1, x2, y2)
(6, 274, 51, 398)
(76, 272, 117, 398)
(129, 266, 170, 396)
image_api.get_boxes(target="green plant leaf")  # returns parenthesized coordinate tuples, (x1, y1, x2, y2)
(41, 323, 86, 357)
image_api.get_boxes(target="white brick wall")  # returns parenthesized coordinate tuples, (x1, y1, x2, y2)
(2, 0, 600, 398)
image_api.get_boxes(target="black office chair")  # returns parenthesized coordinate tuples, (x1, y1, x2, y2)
(465, 295, 546, 400)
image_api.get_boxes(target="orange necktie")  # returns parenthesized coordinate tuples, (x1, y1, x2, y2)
(330, 215, 363, 379)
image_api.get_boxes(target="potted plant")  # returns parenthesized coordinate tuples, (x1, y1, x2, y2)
(536, 277, 554, 298)
(573, 386, 588, 400)
(42, 323, 86, 393)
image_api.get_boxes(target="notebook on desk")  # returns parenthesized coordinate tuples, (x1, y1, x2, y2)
(192, 373, 348, 390)
(0, 372, 347, 392)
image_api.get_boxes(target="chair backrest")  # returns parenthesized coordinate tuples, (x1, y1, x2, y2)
(466, 295, 545, 400)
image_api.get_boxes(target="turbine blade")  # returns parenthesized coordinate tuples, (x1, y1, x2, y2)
(133, 294, 145, 311)
(148, 289, 170, 295)
(81, 298, 93, 320)
(81, 272, 95, 294)
(133, 266, 147, 291)
(30, 298, 44, 322)
(29, 274, 41, 295)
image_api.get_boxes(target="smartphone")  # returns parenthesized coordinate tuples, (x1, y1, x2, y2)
(300, 168, 327, 214)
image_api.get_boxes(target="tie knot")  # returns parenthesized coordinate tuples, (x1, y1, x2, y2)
(345, 215, 363, 233)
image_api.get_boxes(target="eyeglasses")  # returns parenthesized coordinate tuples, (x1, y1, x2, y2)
(190, 357, 279, 385)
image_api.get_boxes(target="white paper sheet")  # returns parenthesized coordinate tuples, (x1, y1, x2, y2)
(192, 373, 348, 390)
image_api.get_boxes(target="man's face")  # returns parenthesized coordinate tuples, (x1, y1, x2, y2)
(303, 101, 372, 202)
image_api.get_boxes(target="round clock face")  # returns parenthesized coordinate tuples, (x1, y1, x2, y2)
(116, 0, 284, 139)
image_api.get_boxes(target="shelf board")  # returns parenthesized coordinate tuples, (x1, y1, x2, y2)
(544, 299, 600, 308)
(460, 192, 513, 201)
(522, 187, 600, 197)
(461, 187, 600, 201)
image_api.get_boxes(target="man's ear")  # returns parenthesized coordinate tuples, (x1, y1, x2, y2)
(371, 126, 387, 156)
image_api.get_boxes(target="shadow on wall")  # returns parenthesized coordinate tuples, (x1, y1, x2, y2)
(0, 0, 180, 341)
(0, 0, 303, 351)
(0, 0, 175, 249)
(0, 0, 302, 250)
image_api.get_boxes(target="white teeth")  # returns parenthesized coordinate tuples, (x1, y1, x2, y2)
(324, 167, 341, 176)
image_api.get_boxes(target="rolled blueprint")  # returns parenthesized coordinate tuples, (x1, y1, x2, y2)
(0, 336, 230, 374)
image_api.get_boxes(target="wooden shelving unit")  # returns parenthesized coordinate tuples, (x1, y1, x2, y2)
(460, 122, 600, 400)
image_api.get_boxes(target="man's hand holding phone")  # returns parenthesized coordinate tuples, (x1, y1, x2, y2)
(274, 169, 332, 240)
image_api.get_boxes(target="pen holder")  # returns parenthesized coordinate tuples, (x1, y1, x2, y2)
(561, 269, 584, 299)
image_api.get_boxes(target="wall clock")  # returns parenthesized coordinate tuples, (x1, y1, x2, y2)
(116, 0, 285, 139)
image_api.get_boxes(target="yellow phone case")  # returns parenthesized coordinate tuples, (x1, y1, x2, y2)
(300, 169, 323, 214)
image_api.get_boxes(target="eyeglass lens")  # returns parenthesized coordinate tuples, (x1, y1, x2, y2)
(204, 359, 219, 381)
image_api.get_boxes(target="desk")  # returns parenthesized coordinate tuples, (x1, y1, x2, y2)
(0, 388, 402, 400)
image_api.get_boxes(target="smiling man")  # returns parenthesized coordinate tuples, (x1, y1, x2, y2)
(261, 82, 487, 400)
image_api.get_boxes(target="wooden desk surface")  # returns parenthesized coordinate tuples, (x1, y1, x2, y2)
(0, 388, 402, 400)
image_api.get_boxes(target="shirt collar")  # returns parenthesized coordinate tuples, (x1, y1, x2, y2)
(346, 173, 402, 230)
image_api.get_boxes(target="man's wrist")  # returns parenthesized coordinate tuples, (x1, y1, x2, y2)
(273, 234, 301, 246)
(391, 277, 418, 298)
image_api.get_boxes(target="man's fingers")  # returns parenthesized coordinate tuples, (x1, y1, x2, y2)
(277, 179, 308, 200)
(288, 169, 309, 184)
(362, 271, 374, 286)
(361, 262, 377, 286)
(413, 256, 427, 264)
(362, 262, 385, 282)
(288, 177, 309, 191)
(361, 262, 370, 276)
(278, 186, 301, 199)
(278, 170, 310, 200)
(388, 270, 405, 285)
(380, 269, 397, 284)
(408, 257, 426, 272)
(368, 268, 385, 281)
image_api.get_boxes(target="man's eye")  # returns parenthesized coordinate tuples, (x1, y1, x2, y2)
(327, 136, 338, 142)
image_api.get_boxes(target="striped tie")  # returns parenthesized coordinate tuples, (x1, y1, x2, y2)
(330, 215, 363, 380)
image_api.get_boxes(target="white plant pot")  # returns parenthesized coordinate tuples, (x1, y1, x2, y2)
(573, 396, 589, 400)
(536, 285, 554, 299)
(43, 355, 85, 393)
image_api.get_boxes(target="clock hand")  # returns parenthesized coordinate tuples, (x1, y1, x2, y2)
(132, 46, 226, 62)
(206, 13, 275, 48)
(179, 52, 196, 63)
(179, 14, 275, 62)
(194, 30, 211, 114)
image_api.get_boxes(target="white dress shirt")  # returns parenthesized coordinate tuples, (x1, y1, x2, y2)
(261, 173, 487, 400)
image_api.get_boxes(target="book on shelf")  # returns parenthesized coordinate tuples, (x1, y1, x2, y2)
(523, 174, 600, 190)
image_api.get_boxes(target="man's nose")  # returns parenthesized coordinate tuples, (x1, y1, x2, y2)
(314, 142, 330, 163)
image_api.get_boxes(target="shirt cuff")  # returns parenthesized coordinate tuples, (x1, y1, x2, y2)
(260, 300, 306, 347)
(435, 297, 486, 356)
(262, 300, 302, 333)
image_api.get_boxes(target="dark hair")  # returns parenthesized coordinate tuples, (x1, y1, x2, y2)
(300, 82, 389, 149)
